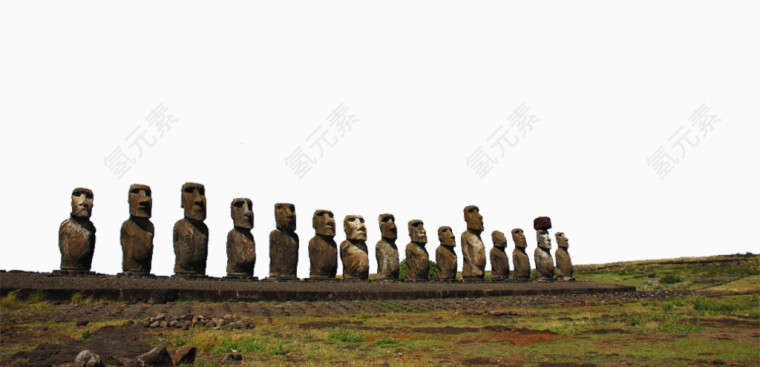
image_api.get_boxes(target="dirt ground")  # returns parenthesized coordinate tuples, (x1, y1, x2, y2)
(5, 289, 755, 367)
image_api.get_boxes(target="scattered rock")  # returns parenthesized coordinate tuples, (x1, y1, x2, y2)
(221, 352, 243, 364)
(173, 345, 196, 365)
(128, 345, 174, 367)
(74, 350, 104, 367)
(76, 320, 89, 327)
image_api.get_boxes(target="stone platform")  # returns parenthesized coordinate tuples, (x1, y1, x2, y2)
(0, 271, 635, 303)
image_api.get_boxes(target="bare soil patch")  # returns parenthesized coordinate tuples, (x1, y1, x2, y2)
(8, 324, 150, 367)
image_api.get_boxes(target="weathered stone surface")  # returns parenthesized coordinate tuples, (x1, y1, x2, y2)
(490, 230, 509, 281)
(226, 198, 255, 277)
(121, 184, 154, 274)
(556, 231, 569, 249)
(128, 345, 174, 367)
(534, 219, 555, 280)
(555, 232, 574, 280)
(435, 226, 457, 281)
(74, 349, 104, 367)
(173, 183, 208, 276)
(59, 188, 96, 272)
(221, 351, 242, 364)
(534, 216, 552, 230)
(173, 345, 196, 365)
(340, 215, 369, 279)
(405, 220, 429, 281)
(461, 205, 486, 279)
(511, 228, 531, 280)
(269, 203, 298, 279)
(376, 214, 400, 280)
(309, 209, 337, 278)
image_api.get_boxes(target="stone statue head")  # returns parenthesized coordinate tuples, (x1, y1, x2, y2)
(556, 232, 569, 248)
(378, 213, 397, 241)
(313, 209, 335, 237)
(511, 228, 527, 249)
(408, 219, 427, 245)
(231, 198, 253, 230)
(70, 187, 93, 218)
(537, 229, 552, 250)
(128, 184, 151, 219)
(275, 203, 296, 232)
(437, 226, 456, 247)
(181, 182, 206, 221)
(492, 230, 507, 249)
(464, 205, 484, 232)
(344, 215, 367, 241)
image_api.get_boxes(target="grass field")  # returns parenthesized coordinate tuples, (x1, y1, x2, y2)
(1, 254, 758, 366)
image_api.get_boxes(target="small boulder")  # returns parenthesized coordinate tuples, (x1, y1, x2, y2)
(74, 350, 104, 367)
(173, 345, 196, 365)
(221, 352, 242, 364)
(128, 345, 174, 367)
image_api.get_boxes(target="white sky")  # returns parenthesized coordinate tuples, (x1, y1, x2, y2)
(1, 1, 758, 279)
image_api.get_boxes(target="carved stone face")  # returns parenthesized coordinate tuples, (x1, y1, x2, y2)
(556, 232, 569, 248)
(128, 184, 152, 218)
(512, 228, 527, 249)
(344, 215, 367, 241)
(71, 187, 93, 218)
(408, 220, 427, 244)
(231, 198, 253, 230)
(537, 229, 552, 250)
(181, 182, 206, 221)
(275, 203, 296, 232)
(464, 205, 484, 231)
(378, 214, 397, 240)
(438, 226, 456, 247)
(492, 230, 507, 249)
(313, 209, 335, 237)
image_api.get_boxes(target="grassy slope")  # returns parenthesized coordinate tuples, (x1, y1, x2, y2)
(2, 255, 759, 367)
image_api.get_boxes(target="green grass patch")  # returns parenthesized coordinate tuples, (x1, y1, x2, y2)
(373, 337, 398, 345)
(327, 325, 363, 343)
(0, 293, 22, 308)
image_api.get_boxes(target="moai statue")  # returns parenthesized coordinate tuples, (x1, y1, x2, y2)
(490, 230, 510, 281)
(340, 215, 369, 280)
(461, 205, 486, 280)
(405, 220, 429, 281)
(533, 216, 555, 281)
(120, 184, 154, 275)
(511, 228, 531, 281)
(58, 188, 96, 273)
(435, 226, 457, 281)
(555, 232, 574, 281)
(269, 203, 299, 280)
(375, 214, 400, 280)
(226, 198, 256, 279)
(309, 210, 337, 279)
(173, 182, 209, 276)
